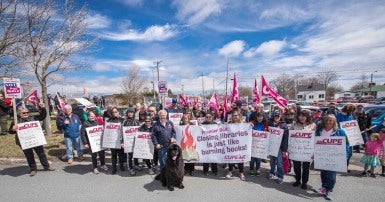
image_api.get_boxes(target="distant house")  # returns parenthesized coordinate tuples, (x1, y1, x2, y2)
(297, 83, 326, 102)
(360, 85, 385, 98)
(334, 91, 361, 100)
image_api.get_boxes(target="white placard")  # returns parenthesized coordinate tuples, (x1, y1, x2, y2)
(268, 127, 284, 157)
(169, 113, 183, 126)
(314, 136, 347, 172)
(123, 126, 140, 153)
(288, 130, 315, 162)
(340, 120, 364, 146)
(133, 132, 154, 159)
(74, 98, 96, 108)
(86, 125, 104, 153)
(3, 78, 22, 98)
(102, 122, 122, 149)
(17, 121, 46, 150)
(251, 130, 269, 159)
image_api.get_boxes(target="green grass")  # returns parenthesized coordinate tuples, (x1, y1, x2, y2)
(0, 116, 66, 161)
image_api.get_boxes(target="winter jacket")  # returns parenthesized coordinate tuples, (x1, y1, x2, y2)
(58, 113, 81, 138)
(151, 120, 176, 147)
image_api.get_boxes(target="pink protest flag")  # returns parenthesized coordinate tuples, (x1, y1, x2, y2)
(209, 92, 219, 111)
(261, 76, 287, 108)
(252, 78, 261, 105)
(179, 94, 188, 106)
(25, 90, 38, 109)
(231, 73, 239, 103)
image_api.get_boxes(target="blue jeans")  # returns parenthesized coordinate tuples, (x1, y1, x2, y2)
(65, 136, 83, 160)
(270, 150, 284, 179)
(250, 157, 261, 171)
(320, 170, 337, 192)
(158, 147, 168, 170)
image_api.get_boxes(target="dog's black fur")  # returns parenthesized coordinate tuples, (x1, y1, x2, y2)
(155, 144, 184, 191)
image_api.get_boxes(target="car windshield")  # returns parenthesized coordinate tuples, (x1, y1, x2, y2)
(365, 107, 385, 120)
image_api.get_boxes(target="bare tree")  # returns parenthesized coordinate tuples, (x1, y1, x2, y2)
(326, 85, 343, 101)
(317, 70, 339, 90)
(16, 0, 95, 135)
(121, 66, 148, 105)
(271, 73, 295, 99)
(238, 85, 252, 99)
(350, 73, 368, 93)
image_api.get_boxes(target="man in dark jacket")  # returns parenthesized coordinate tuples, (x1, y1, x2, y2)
(353, 104, 372, 152)
(0, 93, 9, 135)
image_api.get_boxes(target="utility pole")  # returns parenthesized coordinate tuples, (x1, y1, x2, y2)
(225, 59, 230, 96)
(201, 72, 205, 99)
(181, 84, 184, 95)
(154, 61, 162, 102)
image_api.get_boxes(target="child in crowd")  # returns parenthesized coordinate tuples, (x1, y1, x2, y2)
(360, 132, 385, 178)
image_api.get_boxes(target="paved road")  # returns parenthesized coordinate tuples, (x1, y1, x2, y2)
(1, 153, 384, 202)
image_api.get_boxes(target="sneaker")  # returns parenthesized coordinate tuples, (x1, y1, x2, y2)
(78, 156, 85, 161)
(240, 173, 246, 181)
(129, 169, 136, 176)
(100, 165, 108, 171)
(67, 159, 73, 164)
(370, 173, 376, 178)
(225, 171, 233, 178)
(267, 173, 275, 180)
(94, 168, 100, 174)
(315, 187, 327, 195)
(44, 166, 55, 171)
(134, 165, 143, 171)
(276, 178, 284, 184)
(255, 170, 261, 176)
(148, 168, 155, 175)
(292, 181, 301, 187)
(29, 170, 37, 177)
(325, 191, 333, 201)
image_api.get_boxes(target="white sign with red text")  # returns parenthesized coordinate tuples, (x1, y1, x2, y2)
(251, 130, 269, 159)
(102, 122, 122, 149)
(86, 125, 104, 153)
(288, 130, 315, 162)
(133, 132, 154, 159)
(340, 120, 363, 146)
(314, 136, 347, 172)
(268, 127, 284, 157)
(169, 113, 183, 126)
(123, 126, 140, 153)
(17, 121, 46, 150)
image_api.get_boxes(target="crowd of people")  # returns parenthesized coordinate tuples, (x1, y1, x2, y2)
(3, 92, 385, 201)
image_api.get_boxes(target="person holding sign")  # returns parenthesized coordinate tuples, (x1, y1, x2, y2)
(314, 115, 349, 201)
(139, 116, 156, 175)
(267, 110, 289, 184)
(290, 109, 316, 190)
(202, 112, 218, 176)
(122, 108, 140, 176)
(8, 104, 55, 176)
(80, 110, 107, 174)
(180, 114, 195, 176)
(250, 112, 268, 176)
(107, 107, 125, 175)
(335, 104, 354, 172)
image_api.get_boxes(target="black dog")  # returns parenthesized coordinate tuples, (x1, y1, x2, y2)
(155, 144, 184, 191)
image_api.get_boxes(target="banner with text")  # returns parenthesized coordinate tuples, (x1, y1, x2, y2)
(175, 123, 252, 163)
(86, 125, 104, 153)
(3, 78, 22, 98)
(17, 121, 46, 150)
(268, 127, 284, 157)
(251, 130, 269, 159)
(340, 120, 364, 146)
(288, 130, 315, 162)
(123, 126, 140, 153)
(133, 132, 154, 159)
(169, 113, 183, 126)
(102, 122, 122, 149)
(314, 136, 347, 172)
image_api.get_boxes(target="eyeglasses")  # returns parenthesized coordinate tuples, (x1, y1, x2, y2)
(145, 120, 151, 123)
(21, 112, 29, 114)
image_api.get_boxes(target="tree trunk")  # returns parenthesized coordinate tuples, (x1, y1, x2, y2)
(41, 83, 52, 136)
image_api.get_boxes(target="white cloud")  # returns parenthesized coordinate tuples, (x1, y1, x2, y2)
(86, 13, 111, 29)
(244, 40, 287, 57)
(173, 0, 224, 25)
(119, 0, 144, 7)
(218, 40, 245, 57)
(101, 24, 179, 41)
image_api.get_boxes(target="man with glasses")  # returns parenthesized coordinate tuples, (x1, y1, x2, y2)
(0, 93, 10, 135)
(9, 103, 55, 176)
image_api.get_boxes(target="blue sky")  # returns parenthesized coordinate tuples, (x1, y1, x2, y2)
(50, 0, 385, 97)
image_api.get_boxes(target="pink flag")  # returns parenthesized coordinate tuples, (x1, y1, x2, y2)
(25, 90, 38, 108)
(252, 78, 261, 105)
(231, 73, 239, 103)
(179, 94, 188, 106)
(209, 93, 219, 111)
(261, 76, 287, 108)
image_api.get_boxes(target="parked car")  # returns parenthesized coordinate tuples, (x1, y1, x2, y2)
(369, 97, 385, 105)
(364, 105, 385, 132)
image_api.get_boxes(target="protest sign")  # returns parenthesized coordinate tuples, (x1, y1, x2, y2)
(169, 113, 183, 126)
(102, 122, 122, 149)
(340, 120, 364, 146)
(268, 127, 284, 157)
(85, 125, 104, 153)
(175, 123, 252, 163)
(17, 121, 46, 150)
(158, 81, 167, 96)
(3, 78, 22, 98)
(133, 132, 154, 159)
(251, 130, 269, 159)
(288, 130, 315, 162)
(314, 136, 347, 172)
(122, 126, 140, 153)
